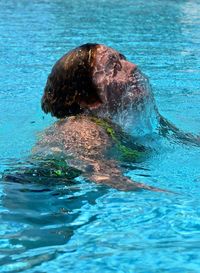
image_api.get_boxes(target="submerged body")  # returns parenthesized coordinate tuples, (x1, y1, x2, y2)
(33, 115, 158, 191)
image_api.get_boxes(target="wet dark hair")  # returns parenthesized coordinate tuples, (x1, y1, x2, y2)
(41, 43, 102, 118)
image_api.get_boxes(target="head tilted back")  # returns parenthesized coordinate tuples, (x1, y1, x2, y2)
(41, 43, 102, 118)
(41, 44, 152, 120)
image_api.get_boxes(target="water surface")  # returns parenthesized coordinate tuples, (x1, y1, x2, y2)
(0, 0, 200, 272)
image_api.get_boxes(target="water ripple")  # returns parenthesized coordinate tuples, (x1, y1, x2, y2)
(0, 0, 200, 272)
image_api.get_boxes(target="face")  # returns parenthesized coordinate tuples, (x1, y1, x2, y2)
(89, 45, 158, 135)
(87, 46, 151, 117)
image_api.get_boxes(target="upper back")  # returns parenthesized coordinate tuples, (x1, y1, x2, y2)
(33, 116, 112, 160)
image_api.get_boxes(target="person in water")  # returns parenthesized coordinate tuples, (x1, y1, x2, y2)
(33, 43, 199, 192)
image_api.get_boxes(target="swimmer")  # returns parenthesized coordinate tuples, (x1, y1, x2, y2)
(33, 44, 199, 192)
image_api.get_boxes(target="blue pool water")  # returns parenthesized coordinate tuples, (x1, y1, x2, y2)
(0, 0, 200, 272)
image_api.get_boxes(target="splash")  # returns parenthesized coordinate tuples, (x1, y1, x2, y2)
(112, 69, 160, 137)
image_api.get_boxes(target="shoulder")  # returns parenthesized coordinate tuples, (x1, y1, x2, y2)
(33, 116, 112, 158)
(56, 116, 111, 148)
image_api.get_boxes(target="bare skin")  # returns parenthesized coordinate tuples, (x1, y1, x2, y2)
(33, 116, 168, 192)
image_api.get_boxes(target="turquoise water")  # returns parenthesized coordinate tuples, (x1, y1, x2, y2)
(0, 0, 200, 272)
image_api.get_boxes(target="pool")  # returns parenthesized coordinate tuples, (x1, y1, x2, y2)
(0, 0, 200, 272)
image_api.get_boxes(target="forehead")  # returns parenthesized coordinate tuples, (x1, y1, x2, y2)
(95, 45, 125, 59)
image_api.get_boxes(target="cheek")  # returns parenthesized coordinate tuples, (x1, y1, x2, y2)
(105, 81, 126, 110)
(105, 61, 114, 74)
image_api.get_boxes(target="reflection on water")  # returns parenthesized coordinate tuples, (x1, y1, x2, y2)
(1, 161, 109, 272)
(0, 0, 200, 272)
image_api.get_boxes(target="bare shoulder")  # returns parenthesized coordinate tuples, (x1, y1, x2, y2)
(33, 116, 112, 158)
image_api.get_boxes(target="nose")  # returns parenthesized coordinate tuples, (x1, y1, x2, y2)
(121, 59, 137, 74)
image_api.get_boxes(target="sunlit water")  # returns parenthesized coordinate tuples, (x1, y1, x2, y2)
(0, 0, 200, 272)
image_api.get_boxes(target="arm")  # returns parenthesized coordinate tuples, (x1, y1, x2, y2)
(159, 115, 200, 147)
(84, 159, 170, 193)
